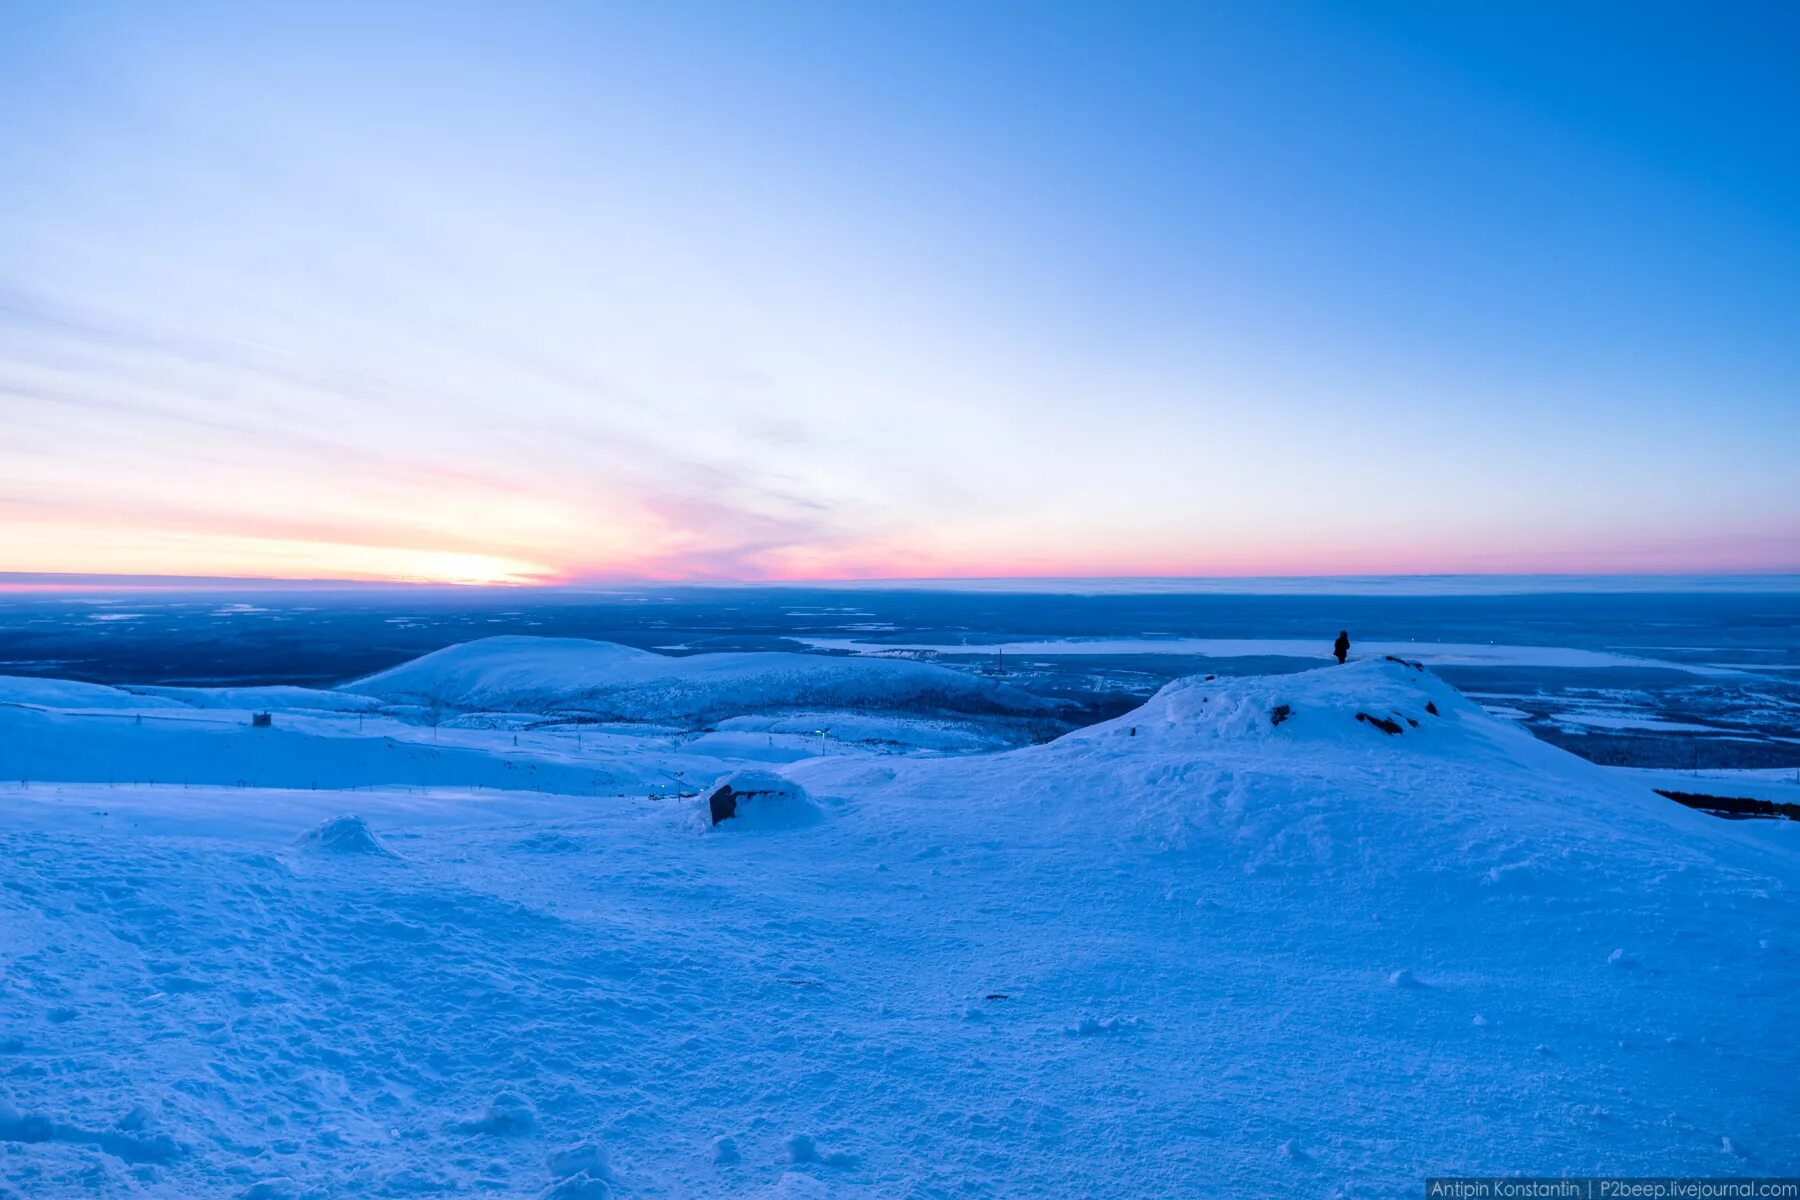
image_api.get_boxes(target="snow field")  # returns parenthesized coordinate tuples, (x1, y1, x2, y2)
(0, 655, 1794, 1196)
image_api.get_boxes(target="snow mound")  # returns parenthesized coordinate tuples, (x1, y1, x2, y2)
(547, 1140, 611, 1181)
(290, 814, 397, 857)
(1091, 655, 1470, 749)
(344, 635, 1051, 723)
(450, 1091, 537, 1136)
(543, 1140, 615, 1198)
(794, 654, 1749, 881)
(699, 769, 821, 830)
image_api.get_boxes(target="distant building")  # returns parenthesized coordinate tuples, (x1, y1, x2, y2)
(251, 712, 273, 728)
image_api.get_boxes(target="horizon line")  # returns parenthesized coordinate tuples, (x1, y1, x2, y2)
(4, 570, 1800, 597)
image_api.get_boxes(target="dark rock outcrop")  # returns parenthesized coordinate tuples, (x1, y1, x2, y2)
(1356, 712, 1404, 735)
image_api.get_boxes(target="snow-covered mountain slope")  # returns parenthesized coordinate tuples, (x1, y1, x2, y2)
(343, 635, 1052, 722)
(0, 660, 1793, 1198)
(124, 686, 382, 713)
(0, 676, 188, 711)
(0, 676, 371, 715)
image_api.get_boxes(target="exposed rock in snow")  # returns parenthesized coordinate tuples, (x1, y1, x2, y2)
(700, 770, 820, 830)
(1355, 711, 1405, 735)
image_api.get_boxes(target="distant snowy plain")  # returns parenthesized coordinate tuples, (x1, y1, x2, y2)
(796, 635, 1773, 676)
(1, 638, 1795, 1196)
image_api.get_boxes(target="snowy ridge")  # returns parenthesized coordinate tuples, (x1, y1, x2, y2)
(0, 677, 377, 715)
(0, 676, 187, 712)
(125, 686, 381, 713)
(344, 635, 1051, 722)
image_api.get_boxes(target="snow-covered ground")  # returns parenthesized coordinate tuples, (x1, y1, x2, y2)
(2, 646, 1796, 1197)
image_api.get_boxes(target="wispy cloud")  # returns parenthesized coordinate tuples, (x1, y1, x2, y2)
(1, 2, 1796, 580)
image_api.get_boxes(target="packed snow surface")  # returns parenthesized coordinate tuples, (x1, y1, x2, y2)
(1, 657, 1795, 1197)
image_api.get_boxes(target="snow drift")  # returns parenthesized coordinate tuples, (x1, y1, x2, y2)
(291, 814, 398, 857)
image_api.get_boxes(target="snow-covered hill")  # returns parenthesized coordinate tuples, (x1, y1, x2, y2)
(0, 639, 1055, 794)
(0, 676, 188, 711)
(0, 658, 1793, 1197)
(343, 636, 1052, 723)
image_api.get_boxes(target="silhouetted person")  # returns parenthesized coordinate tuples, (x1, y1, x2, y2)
(1333, 630, 1350, 664)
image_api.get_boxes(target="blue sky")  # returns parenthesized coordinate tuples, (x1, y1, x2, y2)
(1, 1, 1796, 582)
